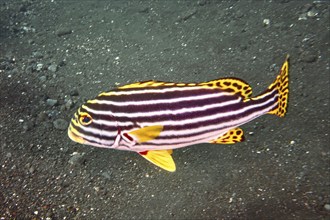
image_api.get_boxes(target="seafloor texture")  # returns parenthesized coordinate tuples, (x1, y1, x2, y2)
(1, 0, 329, 219)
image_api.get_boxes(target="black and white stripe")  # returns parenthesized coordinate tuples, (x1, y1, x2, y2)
(69, 85, 278, 151)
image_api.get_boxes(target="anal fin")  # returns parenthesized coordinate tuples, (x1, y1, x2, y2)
(139, 150, 176, 172)
(210, 128, 245, 144)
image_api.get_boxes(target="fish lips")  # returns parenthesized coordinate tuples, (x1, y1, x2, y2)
(68, 127, 86, 144)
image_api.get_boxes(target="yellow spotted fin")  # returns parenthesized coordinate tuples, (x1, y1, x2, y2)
(210, 127, 245, 144)
(118, 78, 253, 100)
(118, 80, 197, 89)
(198, 78, 253, 99)
(139, 150, 176, 172)
(249, 55, 289, 117)
(267, 55, 289, 117)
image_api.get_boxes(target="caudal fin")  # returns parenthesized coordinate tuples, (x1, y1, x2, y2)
(267, 55, 289, 117)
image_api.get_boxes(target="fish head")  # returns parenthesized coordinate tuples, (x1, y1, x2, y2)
(68, 104, 118, 148)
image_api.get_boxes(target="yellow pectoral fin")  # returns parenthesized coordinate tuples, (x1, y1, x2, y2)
(210, 128, 245, 144)
(139, 150, 176, 172)
(128, 125, 164, 143)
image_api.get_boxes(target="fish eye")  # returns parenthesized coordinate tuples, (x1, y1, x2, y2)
(79, 113, 93, 125)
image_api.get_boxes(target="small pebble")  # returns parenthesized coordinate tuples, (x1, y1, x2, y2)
(235, 10, 244, 19)
(324, 204, 330, 211)
(269, 63, 278, 72)
(65, 99, 73, 109)
(70, 89, 79, 96)
(29, 166, 35, 173)
(36, 112, 48, 124)
(47, 110, 60, 118)
(68, 152, 86, 165)
(22, 121, 34, 132)
(177, 9, 197, 21)
(101, 171, 112, 180)
(19, 4, 28, 12)
(48, 64, 58, 72)
(9, 68, 18, 75)
(36, 63, 43, 71)
(299, 49, 318, 63)
(32, 51, 43, 59)
(46, 98, 58, 107)
(298, 13, 307, 21)
(53, 118, 68, 130)
(301, 52, 318, 63)
(58, 60, 66, 67)
(307, 9, 318, 17)
(25, 65, 35, 74)
(56, 28, 73, 37)
(197, 0, 208, 6)
(39, 75, 47, 82)
(263, 19, 270, 26)
(138, 7, 149, 13)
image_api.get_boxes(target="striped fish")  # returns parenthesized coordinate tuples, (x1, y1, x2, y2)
(68, 56, 289, 172)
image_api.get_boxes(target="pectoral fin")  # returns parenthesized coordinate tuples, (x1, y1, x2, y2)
(210, 128, 245, 144)
(139, 150, 176, 172)
(128, 125, 164, 143)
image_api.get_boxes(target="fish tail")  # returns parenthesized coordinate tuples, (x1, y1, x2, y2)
(250, 55, 289, 117)
(266, 55, 289, 117)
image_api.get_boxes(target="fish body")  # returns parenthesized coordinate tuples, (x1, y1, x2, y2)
(68, 56, 289, 172)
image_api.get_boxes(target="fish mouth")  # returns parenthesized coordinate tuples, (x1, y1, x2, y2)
(68, 127, 86, 144)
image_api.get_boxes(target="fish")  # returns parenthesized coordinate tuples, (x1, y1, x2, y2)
(68, 56, 289, 172)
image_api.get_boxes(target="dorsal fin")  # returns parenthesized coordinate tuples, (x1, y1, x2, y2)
(118, 80, 172, 89)
(198, 78, 252, 99)
(118, 80, 199, 89)
(117, 78, 252, 99)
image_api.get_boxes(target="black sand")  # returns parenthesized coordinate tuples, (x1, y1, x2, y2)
(1, 1, 329, 219)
